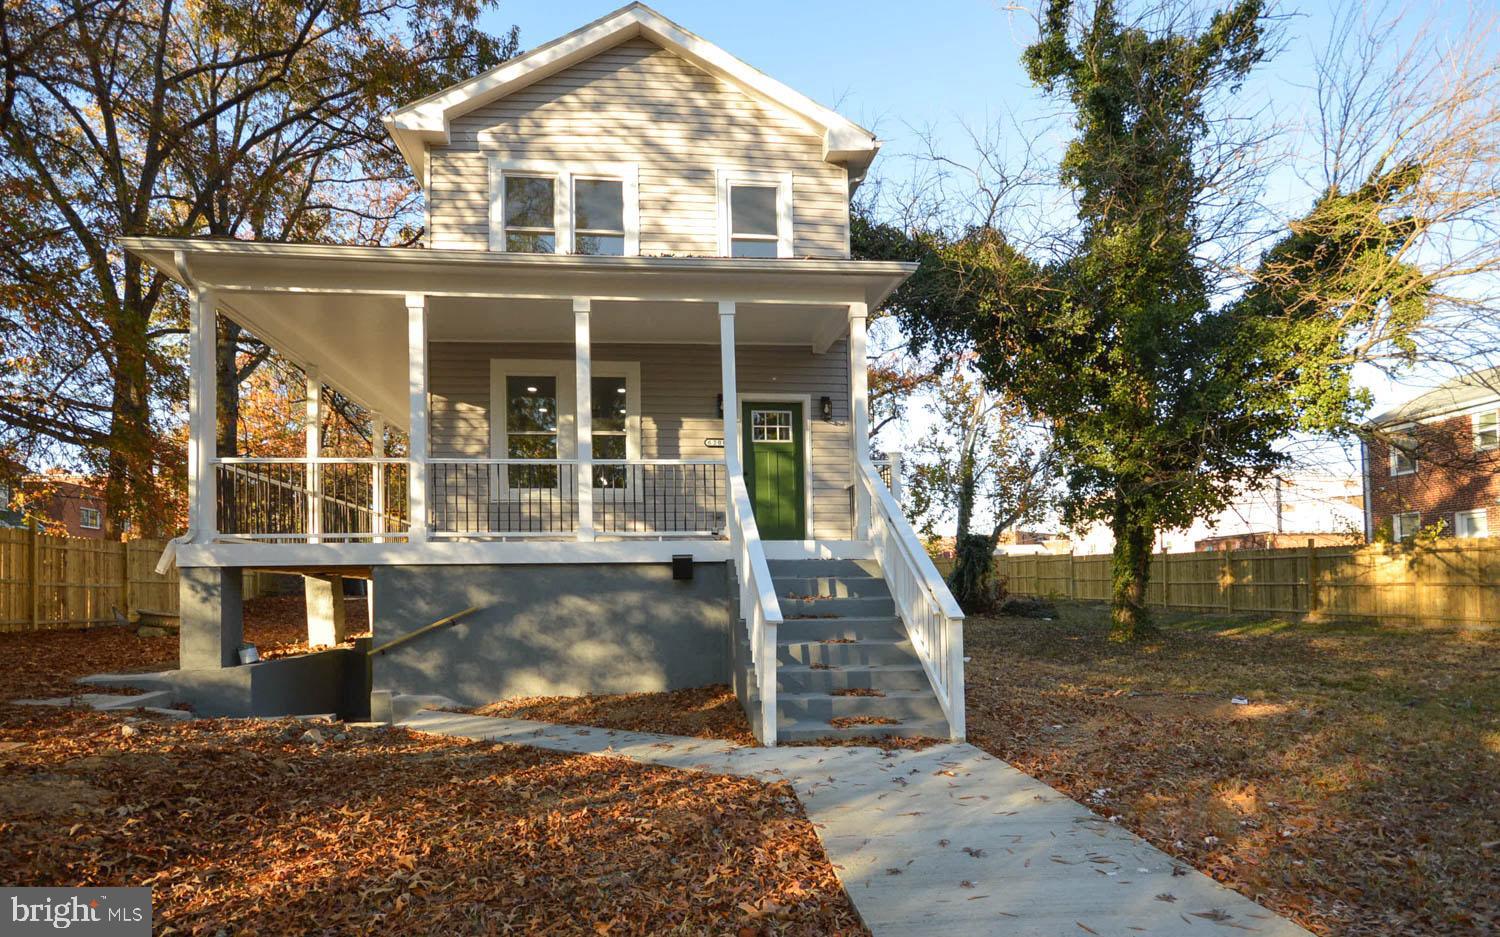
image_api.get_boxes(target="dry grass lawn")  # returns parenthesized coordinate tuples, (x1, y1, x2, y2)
(963, 603, 1500, 937)
(0, 601, 866, 935)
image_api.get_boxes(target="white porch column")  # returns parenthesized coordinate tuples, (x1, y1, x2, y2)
(187, 286, 218, 541)
(574, 298, 595, 542)
(849, 302, 871, 540)
(406, 293, 430, 542)
(371, 412, 386, 543)
(719, 301, 739, 484)
(305, 367, 323, 544)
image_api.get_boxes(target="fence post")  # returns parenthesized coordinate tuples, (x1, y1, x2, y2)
(120, 540, 132, 620)
(1221, 549, 1233, 613)
(29, 522, 41, 630)
(1305, 538, 1319, 617)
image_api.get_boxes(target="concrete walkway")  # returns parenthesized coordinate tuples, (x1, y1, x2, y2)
(401, 711, 1311, 936)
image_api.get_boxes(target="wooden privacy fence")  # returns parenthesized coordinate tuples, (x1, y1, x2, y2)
(996, 540, 1500, 628)
(0, 528, 179, 632)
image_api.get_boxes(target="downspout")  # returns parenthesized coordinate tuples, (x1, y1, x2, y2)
(1359, 438, 1374, 543)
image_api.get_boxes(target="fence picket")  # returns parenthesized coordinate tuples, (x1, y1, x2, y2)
(0, 530, 178, 632)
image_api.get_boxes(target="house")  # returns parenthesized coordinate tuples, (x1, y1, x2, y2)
(0, 472, 112, 539)
(118, 4, 963, 745)
(1067, 471, 1366, 555)
(1362, 367, 1500, 542)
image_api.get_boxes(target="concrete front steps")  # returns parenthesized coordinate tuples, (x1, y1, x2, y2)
(762, 559, 950, 742)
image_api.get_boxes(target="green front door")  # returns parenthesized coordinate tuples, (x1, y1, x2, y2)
(742, 401, 806, 540)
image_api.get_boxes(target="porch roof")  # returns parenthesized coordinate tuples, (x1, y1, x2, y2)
(123, 237, 915, 431)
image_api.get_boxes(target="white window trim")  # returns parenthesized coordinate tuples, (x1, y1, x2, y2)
(79, 506, 102, 530)
(1474, 410, 1499, 451)
(488, 159, 638, 256)
(1392, 511, 1420, 542)
(489, 358, 641, 500)
(1455, 508, 1489, 539)
(1388, 444, 1417, 476)
(717, 169, 794, 258)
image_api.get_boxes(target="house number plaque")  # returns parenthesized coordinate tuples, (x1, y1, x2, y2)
(704, 438, 725, 448)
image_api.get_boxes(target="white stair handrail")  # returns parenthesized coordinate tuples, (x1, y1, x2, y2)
(727, 472, 783, 746)
(858, 457, 965, 740)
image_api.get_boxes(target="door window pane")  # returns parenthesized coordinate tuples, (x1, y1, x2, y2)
(751, 409, 794, 443)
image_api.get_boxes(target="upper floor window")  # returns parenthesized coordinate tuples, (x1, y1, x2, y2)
(1388, 438, 1417, 476)
(501, 175, 557, 253)
(717, 170, 792, 258)
(79, 506, 102, 529)
(1475, 410, 1499, 451)
(490, 161, 638, 256)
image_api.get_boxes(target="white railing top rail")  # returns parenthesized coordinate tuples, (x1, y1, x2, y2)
(859, 458, 964, 621)
(729, 474, 784, 624)
(216, 456, 408, 465)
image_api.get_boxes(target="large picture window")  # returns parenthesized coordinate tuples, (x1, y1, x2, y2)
(489, 360, 640, 497)
(504, 376, 559, 487)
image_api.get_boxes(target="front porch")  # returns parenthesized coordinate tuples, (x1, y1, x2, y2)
(125, 239, 959, 746)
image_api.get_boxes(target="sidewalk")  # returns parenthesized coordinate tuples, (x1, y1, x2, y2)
(401, 711, 1312, 936)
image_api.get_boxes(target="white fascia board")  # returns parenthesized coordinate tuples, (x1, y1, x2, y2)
(386, 3, 877, 185)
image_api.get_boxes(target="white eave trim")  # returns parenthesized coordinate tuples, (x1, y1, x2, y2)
(384, 2, 878, 184)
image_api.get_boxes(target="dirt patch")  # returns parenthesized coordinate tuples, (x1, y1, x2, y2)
(963, 602, 1500, 936)
(0, 706, 866, 934)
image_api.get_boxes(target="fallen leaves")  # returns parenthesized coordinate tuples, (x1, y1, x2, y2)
(469, 685, 757, 747)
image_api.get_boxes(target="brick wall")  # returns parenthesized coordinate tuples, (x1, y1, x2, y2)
(1366, 409, 1500, 538)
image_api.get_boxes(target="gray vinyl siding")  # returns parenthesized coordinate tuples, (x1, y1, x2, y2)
(427, 37, 849, 258)
(429, 341, 854, 539)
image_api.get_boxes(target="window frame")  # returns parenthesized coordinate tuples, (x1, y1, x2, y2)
(1455, 508, 1489, 539)
(716, 169, 793, 258)
(1474, 410, 1499, 452)
(1392, 511, 1421, 542)
(1388, 439, 1418, 476)
(488, 359, 640, 500)
(488, 159, 638, 256)
(79, 506, 102, 530)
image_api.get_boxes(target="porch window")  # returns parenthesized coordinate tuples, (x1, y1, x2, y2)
(1456, 508, 1489, 538)
(717, 170, 792, 258)
(574, 178, 625, 256)
(505, 376, 559, 487)
(1392, 511, 1420, 542)
(592, 375, 629, 488)
(501, 175, 556, 253)
(1475, 410, 1499, 451)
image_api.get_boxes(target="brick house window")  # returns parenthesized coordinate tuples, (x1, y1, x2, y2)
(1455, 509, 1489, 539)
(1392, 512, 1420, 542)
(1388, 439, 1418, 476)
(1475, 410, 1499, 451)
(79, 507, 102, 529)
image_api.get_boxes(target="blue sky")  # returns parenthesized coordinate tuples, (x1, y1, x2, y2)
(482, 1, 1493, 475)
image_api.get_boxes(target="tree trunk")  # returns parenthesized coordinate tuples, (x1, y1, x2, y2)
(216, 318, 241, 459)
(947, 436, 997, 612)
(1109, 492, 1155, 641)
(102, 292, 156, 540)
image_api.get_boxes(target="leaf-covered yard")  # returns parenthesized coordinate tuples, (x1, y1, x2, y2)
(0, 600, 866, 935)
(963, 604, 1500, 937)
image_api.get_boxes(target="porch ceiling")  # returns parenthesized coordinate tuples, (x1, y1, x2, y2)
(122, 238, 910, 431)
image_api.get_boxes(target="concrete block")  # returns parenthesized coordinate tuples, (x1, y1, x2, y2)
(304, 574, 347, 647)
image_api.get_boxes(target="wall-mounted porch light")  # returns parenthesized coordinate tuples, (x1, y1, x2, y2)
(820, 395, 833, 421)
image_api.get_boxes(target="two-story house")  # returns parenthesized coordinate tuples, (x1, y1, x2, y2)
(121, 4, 963, 744)
(1362, 366, 1500, 542)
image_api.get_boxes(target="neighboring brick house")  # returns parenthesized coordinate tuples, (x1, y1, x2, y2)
(0, 473, 112, 539)
(1362, 367, 1500, 542)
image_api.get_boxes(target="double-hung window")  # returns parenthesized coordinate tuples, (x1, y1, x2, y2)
(490, 360, 640, 496)
(490, 161, 638, 256)
(1475, 410, 1499, 451)
(718, 171, 792, 258)
(1392, 511, 1421, 542)
(79, 506, 102, 530)
(504, 376, 560, 488)
(1388, 438, 1417, 476)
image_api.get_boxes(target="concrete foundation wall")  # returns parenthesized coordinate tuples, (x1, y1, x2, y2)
(371, 562, 732, 706)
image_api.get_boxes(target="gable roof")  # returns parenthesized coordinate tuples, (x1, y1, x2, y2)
(1368, 366, 1500, 427)
(384, 2, 879, 186)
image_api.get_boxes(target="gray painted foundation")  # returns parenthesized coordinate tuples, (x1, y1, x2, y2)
(371, 562, 733, 706)
(179, 566, 244, 669)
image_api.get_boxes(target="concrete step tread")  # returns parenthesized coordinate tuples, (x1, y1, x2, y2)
(778, 636, 911, 647)
(781, 614, 901, 624)
(776, 717, 950, 740)
(777, 690, 939, 702)
(777, 663, 926, 673)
